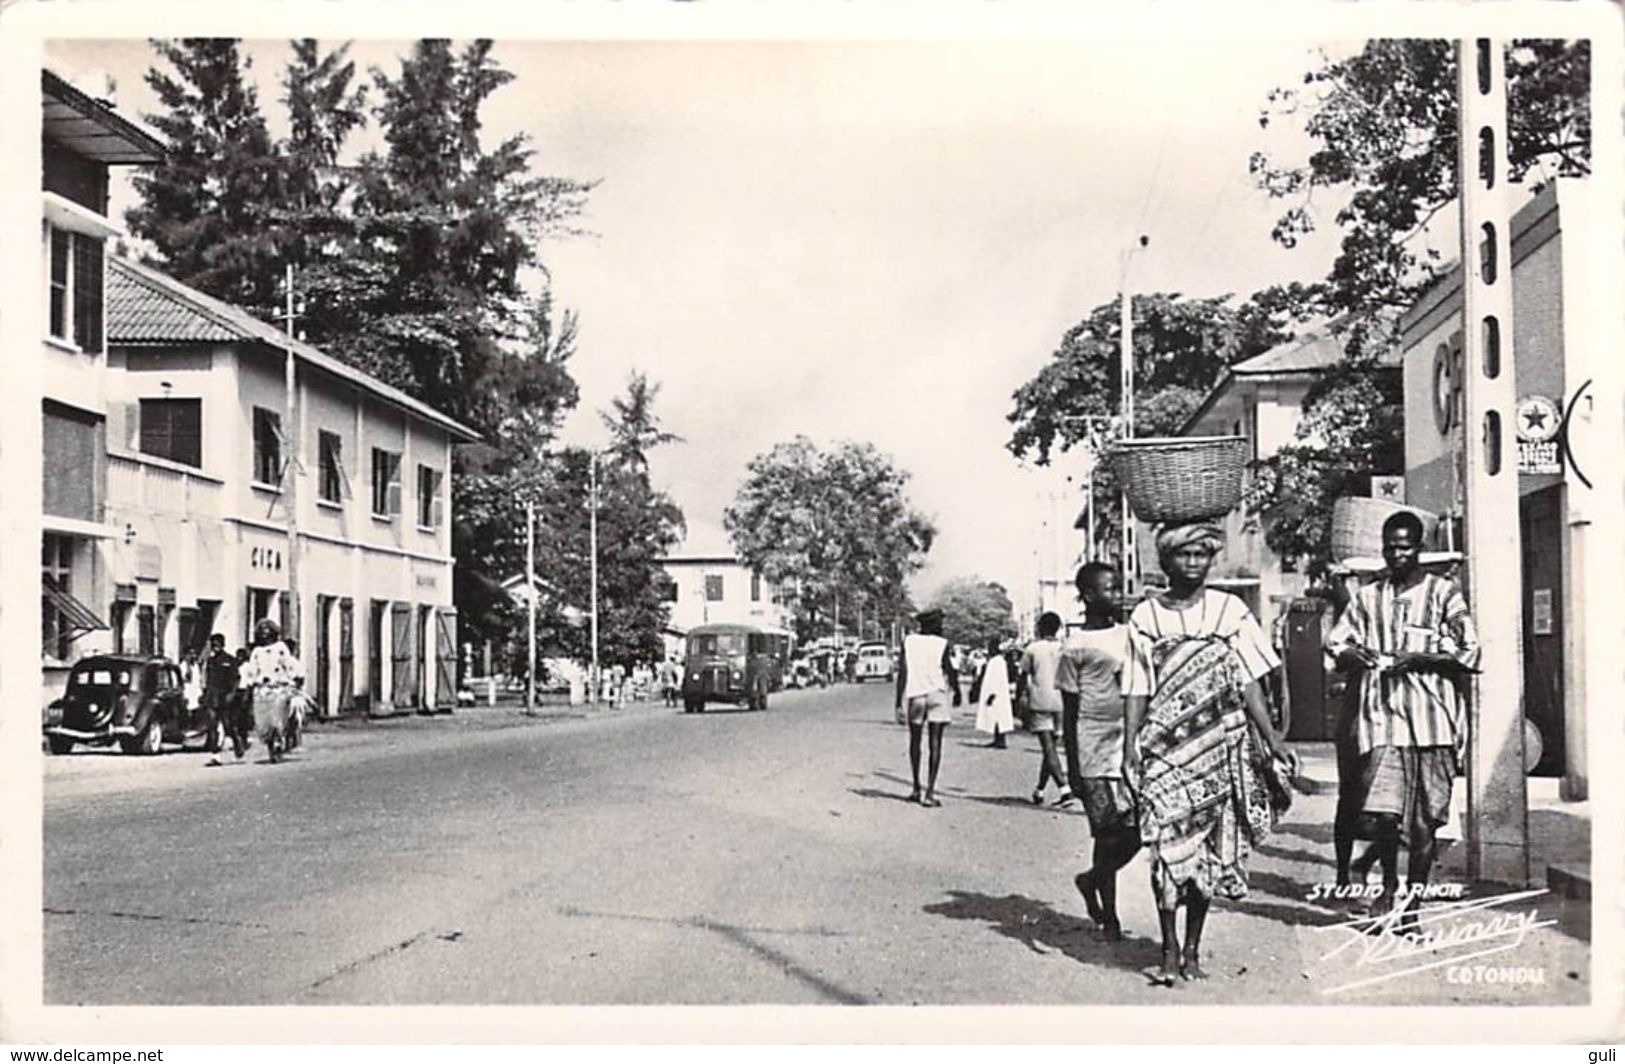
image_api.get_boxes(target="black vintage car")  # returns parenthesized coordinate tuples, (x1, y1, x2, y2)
(43, 654, 223, 756)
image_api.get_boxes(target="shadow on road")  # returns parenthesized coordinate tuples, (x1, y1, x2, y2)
(923, 890, 1166, 985)
(848, 787, 916, 804)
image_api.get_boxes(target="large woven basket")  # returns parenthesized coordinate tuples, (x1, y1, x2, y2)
(1110, 436, 1249, 524)
(1330, 496, 1439, 561)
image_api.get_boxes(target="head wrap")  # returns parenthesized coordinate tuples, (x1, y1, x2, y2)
(1154, 521, 1225, 564)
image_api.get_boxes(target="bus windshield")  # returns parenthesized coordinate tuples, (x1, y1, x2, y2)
(689, 633, 746, 657)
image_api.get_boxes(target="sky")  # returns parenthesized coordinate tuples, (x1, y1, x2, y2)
(46, 29, 1360, 617)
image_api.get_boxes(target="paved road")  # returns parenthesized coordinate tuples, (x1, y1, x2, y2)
(44, 682, 1590, 1006)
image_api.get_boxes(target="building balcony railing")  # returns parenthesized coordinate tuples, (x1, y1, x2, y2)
(106, 450, 224, 518)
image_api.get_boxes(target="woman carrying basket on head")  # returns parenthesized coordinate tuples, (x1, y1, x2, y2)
(1121, 521, 1295, 986)
(238, 619, 306, 764)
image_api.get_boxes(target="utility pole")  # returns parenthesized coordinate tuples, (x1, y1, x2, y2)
(588, 451, 600, 707)
(1456, 38, 1528, 884)
(1119, 236, 1148, 598)
(281, 264, 302, 657)
(525, 500, 536, 716)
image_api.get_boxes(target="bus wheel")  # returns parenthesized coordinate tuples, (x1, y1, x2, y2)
(684, 697, 702, 714)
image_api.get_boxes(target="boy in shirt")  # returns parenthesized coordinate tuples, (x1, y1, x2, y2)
(1022, 611, 1075, 807)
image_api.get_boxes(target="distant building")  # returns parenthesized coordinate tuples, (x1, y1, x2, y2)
(657, 525, 792, 646)
(38, 68, 165, 701)
(1170, 324, 1402, 636)
(102, 256, 481, 715)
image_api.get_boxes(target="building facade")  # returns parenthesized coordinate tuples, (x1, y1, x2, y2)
(1398, 179, 1594, 795)
(100, 256, 480, 715)
(38, 69, 165, 701)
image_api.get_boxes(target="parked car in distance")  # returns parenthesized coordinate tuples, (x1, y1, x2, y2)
(43, 654, 223, 756)
(854, 641, 894, 682)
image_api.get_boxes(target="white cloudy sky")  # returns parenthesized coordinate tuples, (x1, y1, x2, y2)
(50, 21, 1372, 615)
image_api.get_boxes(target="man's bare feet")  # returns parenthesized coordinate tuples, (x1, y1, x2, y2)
(1180, 948, 1208, 981)
(1151, 948, 1180, 987)
(921, 793, 942, 808)
(908, 788, 923, 804)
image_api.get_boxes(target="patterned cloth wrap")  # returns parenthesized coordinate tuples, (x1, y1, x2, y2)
(1136, 631, 1274, 908)
(251, 684, 294, 748)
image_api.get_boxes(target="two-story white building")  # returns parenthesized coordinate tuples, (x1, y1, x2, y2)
(658, 524, 792, 649)
(38, 68, 165, 701)
(102, 256, 481, 716)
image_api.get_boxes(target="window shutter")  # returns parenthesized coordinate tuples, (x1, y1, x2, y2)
(431, 471, 444, 529)
(73, 235, 104, 354)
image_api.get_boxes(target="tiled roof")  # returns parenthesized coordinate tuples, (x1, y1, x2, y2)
(1230, 326, 1402, 377)
(106, 257, 479, 442)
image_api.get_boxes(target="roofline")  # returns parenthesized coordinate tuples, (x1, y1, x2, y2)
(109, 256, 481, 443)
(42, 69, 167, 162)
(661, 554, 744, 565)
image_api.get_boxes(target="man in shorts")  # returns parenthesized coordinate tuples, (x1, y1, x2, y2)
(894, 608, 961, 807)
(1023, 611, 1075, 807)
(1328, 511, 1479, 926)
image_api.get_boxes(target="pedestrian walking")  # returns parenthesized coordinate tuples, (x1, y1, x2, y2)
(1058, 562, 1139, 941)
(238, 619, 306, 764)
(661, 657, 681, 707)
(972, 636, 1013, 748)
(1310, 569, 1378, 891)
(1327, 511, 1479, 929)
(1122, 521, 1293, 985)
(201, 633, 243, 765)
(1021, 612, 1075, 808)
(894, 608, 961, 807)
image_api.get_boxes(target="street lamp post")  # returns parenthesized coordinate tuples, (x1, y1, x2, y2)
(1119, 235, 1149, 597)
(588, 451, 600, 706)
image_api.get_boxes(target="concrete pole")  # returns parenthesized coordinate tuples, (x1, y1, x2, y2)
(1456, 38, 1529, 885)
(526, 500, 536, 716)
(282, 264, 301, 653)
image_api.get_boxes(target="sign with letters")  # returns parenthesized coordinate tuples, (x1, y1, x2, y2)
(1515, 395, 1562, 475)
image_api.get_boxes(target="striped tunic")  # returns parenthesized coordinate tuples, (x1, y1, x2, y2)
(1325, 572, 1479, 755)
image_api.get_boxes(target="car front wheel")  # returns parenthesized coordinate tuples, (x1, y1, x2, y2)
(47, 735, 74, 755)
(132, 718, 163, 756)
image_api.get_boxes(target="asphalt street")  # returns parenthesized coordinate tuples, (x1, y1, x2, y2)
(44, 682, 1591, 1006)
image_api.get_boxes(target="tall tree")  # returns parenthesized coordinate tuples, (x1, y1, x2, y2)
(928, 577, 1018, 650)
(1251, 39, 1590, 320)
(1006, 289, 1317, 553)
(600, 371, 683, 473)
(333, 38, 595, 424)
(128, 39, 285, 318)
(725, 437, 935, 642)
(1245, 39, 1590, 571)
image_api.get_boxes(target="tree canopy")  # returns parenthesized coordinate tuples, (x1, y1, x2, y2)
(927, 577, 1018, 651)
(724, 437, 934, 642)
(1243, 39, 1590, 571)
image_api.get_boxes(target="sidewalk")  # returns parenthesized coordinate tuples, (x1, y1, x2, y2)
(1291, 740, 1591, 897)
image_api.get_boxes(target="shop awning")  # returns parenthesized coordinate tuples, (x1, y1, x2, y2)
(43, 580, 108, 633)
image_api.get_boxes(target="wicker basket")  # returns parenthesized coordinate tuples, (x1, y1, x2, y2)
(1110, 436, 1249, 524)
(1330, 496, 1439, 562)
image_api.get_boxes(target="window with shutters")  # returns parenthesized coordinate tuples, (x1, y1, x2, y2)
(41, 534, 73, 661)
(48, 226, 70, 341)
(318, 431, 347, 505)
(371, 448, 402, 518)
(44, 226, 104, 353)
(138, 398, 202, 468)
(416, 464, 443, 530)
(751, 571, 761, 602)
(705, 575, 724, 602)
(252, 407, 283, 487)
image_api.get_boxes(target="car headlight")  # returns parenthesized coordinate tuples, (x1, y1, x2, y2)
(690, 673, 699, 681)
(732, 670, 742, 680)
(44, 702, 64, 726)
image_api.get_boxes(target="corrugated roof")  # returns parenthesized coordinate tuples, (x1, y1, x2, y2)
(1230, 326, 1401, 377)
(106, 256, 480, 442)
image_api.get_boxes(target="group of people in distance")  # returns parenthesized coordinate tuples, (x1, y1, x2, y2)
(185, 618, 308, 765)
(894, 510, 1479, 987)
